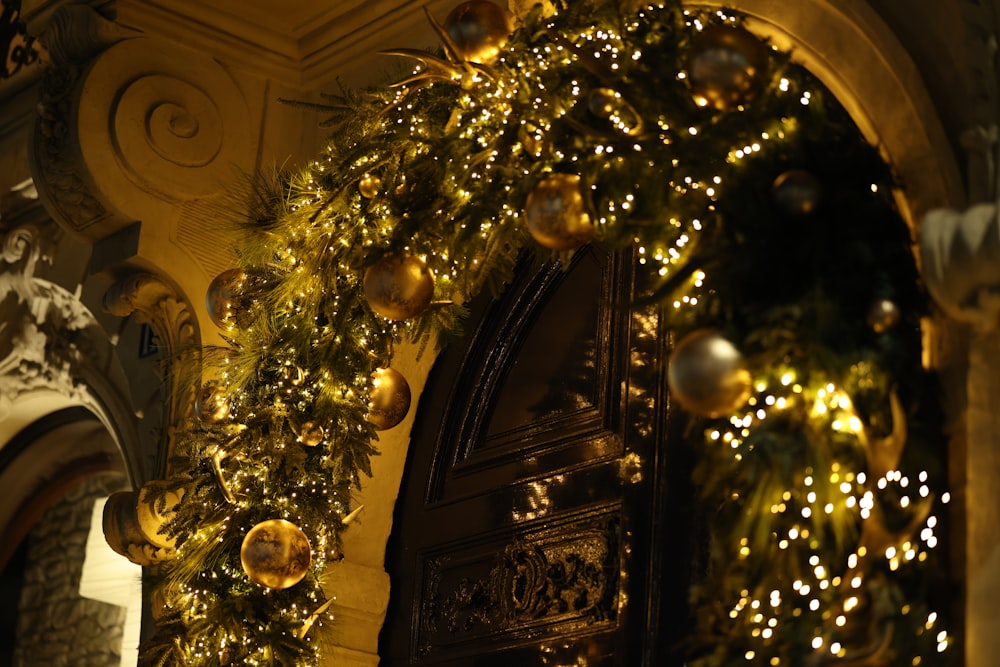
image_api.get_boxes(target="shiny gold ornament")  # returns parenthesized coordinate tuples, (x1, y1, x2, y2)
(240, 519, 312, 590)
(867, 298, 901, 333)
(298, 421, 325, 447)
(772, 169, 822, 215)
(363, 253, 435, 321)
(524, 174, 594, 251)
(687, 25, 768, 110)
(359, 173, 381, 199)
(195, 382, 231, 424)
(206, 268, 246, 329)
(443, 0, 512, 64)
(668, 329, 752, 418)
(588, 87, 618, 118)
(368, 367, 412, 430)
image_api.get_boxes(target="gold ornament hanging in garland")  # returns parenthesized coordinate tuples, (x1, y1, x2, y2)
(524, 173, 595, 251)
(443, 0, 513, 64)
(867, 298, 901, 333)
(772, 169, 823, 215)
(687, 25, 768, 110)
(240, 519, 312, 590)
(667, 328, 752, 418)
(363, 253, 436, 321)
(205, 268, 247, 329)
(297, 421, 325, 447)
(368, 367, 412, 431)
(359, 173, 381, 199)
(195, 382, 231, 424)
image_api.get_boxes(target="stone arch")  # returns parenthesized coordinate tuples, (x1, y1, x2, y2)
(348, 2, 966, 664)
(694, 0, 965, 223)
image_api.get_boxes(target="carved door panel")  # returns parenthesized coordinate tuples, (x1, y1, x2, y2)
(380, 247, 695, 666)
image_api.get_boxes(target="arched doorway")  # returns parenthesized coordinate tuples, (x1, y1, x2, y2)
(0, 407, 132, 667)
(373, 2, 963, 665)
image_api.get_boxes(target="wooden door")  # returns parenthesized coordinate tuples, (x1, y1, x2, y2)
(379, 246, 696, 665)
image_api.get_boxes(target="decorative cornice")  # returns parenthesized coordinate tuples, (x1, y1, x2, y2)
(116, 0, 456, 89)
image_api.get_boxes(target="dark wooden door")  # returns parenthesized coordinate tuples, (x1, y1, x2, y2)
(379, 246, 695, 666)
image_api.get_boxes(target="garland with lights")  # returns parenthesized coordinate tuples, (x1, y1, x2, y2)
(137, 1, 951, 665)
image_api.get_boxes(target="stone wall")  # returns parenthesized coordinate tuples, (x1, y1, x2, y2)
(14, 473, 128, 667)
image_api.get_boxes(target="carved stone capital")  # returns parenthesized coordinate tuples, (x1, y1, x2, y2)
(104, 272, 200, 475)
(28, 3, 254, 245)
(920, 203, 1000, 330)
(0, 223, 97, 413)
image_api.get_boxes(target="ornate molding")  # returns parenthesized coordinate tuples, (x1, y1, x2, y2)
(920, 204, 1000, 330)
(0, 223, 97, 415)
(1, 3, 40, 81)
(28, 3, 254, 244)
(415, 513, 619, 659)
(104, 272, 200, 475)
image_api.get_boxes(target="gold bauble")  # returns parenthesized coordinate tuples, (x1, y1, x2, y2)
(668, 329, 752, 418)
(136, 480, 188, 550)
(363, 253, 435, 321)
(206, 268, 246, 329)
(524, 173, 594, 251)
(772, 169, 822, 215)
(867, 298, 901, 334)
(195, 382, 231, 424)
(240, 519, 312, 590)
(588, 87, 618, 118)
(444, 0, 513, 64)
(298, 420, 325, 447)
(688, 25, 768, 110)
(368, 367, 412, 431)
(359, 173, 381, 199)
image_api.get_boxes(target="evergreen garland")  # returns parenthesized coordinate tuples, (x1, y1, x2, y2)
(143, 1, 951, 665)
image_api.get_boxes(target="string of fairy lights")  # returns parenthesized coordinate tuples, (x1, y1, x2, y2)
(121, 1, 953, 665)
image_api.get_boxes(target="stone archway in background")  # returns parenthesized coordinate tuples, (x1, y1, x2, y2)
(349, 2, 968, 666)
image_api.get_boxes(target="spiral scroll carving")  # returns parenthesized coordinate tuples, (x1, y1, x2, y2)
(78, 37, 254, 204)
(30, 6, 255, 243)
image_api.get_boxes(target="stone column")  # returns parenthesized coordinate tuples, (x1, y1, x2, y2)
(921, 202, 1000, 667)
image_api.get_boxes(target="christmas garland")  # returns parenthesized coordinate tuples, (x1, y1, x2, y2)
(142, 1, 951, 665)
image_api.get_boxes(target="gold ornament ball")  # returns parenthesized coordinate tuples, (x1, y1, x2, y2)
(772, 169, 822, 216)
(369, 367, 412, 431)
(588, 87, 618, 118)
(206, 268, 246, 329)
(363, 253, 436, 321)
(687, 25, 768, 110)
(359, 173, 381, 199)
(240, 519, 312, 590)
(444, 0, 513, 64)
(298, 420, 325, 447)
(867, 298, 901, 333)
(195, 382, 231, 424)
(668, 329, 753, 418)
(524, 174, 595, 251)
